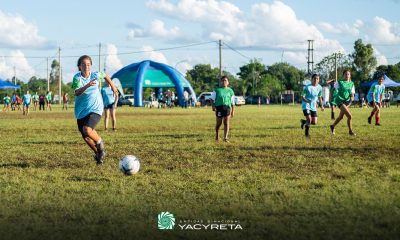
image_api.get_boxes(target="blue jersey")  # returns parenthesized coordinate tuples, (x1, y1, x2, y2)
(367, 83, 385, 103)
(101, 86, 116, 106)
(23, 94, 31, 105)
(71, 71, 105, 119)
(301, 84, 322, 111)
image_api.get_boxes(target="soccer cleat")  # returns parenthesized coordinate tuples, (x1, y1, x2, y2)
(330, 125, 335, 135)
(300, 119, 306, 129)
(349, 130, 356, 136)
(375, 123, 381, 126)
(368, 117, 372, 124)
(96, 141, 106, 164)
(223, 139, 230, 143)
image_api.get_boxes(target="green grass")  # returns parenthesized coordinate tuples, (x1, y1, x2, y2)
(0, 105, 400, 240)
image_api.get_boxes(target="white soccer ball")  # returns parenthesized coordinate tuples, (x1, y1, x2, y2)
(119, 155, 140, 175)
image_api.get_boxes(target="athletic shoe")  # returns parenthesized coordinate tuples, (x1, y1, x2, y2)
(375, 123, 381, 126)
(368, 117, 372, 124)
(349, 130, 356, 136)
(96, 141, 106, 164)
(330, 125, 335, 135)
(300, 119, 306, 129)
(223, 139, 230, 143)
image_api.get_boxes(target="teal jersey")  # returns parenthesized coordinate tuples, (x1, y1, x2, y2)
(46, 92, 52, 101)
(101, 86, 116, 106)
(23, 94, 31, 104)
(367, 83, 385, 103)
(32, 94, 39, 102)
(301, 84, 322, 111)
(3, 96, 10, 104)
(332, 80, 355, 106)
(212, 87, 235, 107)
(72, 71, 105, 119)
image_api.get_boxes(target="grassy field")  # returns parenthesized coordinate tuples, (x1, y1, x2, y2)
(0, 105, 399, 240)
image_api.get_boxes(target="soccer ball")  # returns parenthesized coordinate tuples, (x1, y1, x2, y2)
(119, 155, 140, 175)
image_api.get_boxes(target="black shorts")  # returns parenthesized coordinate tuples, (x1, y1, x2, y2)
(303, 109, 317, 118)
(330, 102, 337, 107)
(215, 105, 231, 118)
(77, 113, 101, 137)
(369, 101, 380, 107)
(104, 103, 115, 110)
(338, 101, 351, 108)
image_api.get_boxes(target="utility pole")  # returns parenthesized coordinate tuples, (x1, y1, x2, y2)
(47, 57, 49, 91)
(334, 53, 338, 81)
(13, 66, 16, 85)
(99, 43, 102, 88)
(58, 47, 62, 104)
(219, 40, 222, 77)
(307, 40, 314, 74)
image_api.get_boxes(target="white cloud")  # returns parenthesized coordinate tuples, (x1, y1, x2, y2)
(105, 44, 123, 75)
(374, 48, 388, 66)
(0, 11, 48, 48)
(361, 17, 400, 44)
(318, 21, 361, 36)
(141, 46, 168, 64)
(128, 19, 181, 40)
(146, 1, 343, 53)
(0, 51, 35, 81)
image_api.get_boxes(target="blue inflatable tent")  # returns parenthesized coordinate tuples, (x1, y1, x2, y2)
(112, 60, 196, 107)
(360, 75, 400, 88)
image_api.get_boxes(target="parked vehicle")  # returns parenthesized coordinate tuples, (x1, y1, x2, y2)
(234, 96, 246, 106)
(197, 92, 213, 106)
(117, 94, 134, 106)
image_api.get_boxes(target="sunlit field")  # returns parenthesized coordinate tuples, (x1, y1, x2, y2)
(1, 105, 399, 240)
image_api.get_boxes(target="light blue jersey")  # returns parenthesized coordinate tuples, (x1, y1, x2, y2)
(23, 94, 31, 105)
(101, 86, 116, 106)
(301, 84, 322, 111)
(367, 83, 385, 103)
(71, 71, 105, 119)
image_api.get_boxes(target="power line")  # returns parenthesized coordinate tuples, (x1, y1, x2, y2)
(222, 42, 252, 60)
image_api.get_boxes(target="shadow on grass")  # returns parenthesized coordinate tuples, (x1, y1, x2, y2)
(0, 162, 30, 168)
(67, 176, 111, 182)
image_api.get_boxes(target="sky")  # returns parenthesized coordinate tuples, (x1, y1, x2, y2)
(0, 0, 399, 83)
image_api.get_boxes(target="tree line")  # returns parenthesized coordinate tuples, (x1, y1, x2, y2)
(4, 38, 400, 103)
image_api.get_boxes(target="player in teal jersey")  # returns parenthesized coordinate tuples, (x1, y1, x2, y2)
(2, 94, 11, 112)
(72, 55, 118, 164)
(367, 75, 385, 126)
(101, 81, 119, 131)
(300, 74, 324, 137)
(22, 90, 32, 116)
(211, 76, 235, 142)
(32, 92, 39, 111)
(330, 70, 356, 135)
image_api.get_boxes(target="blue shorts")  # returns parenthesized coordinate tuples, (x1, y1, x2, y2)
(23, 103, 30, 108)
(104, 103, 115, 110)
(303, 109, 317, 117)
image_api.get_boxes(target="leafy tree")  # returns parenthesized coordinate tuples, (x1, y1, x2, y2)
(372, 63, 400, 81)
(185, 64, 220, 94)
(237, 59, 266, 96)
(351, 39, 377, 85)
(27, 76, 48, 94)
(266, 62, 305, 92)
(314, 52, 352, 83)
